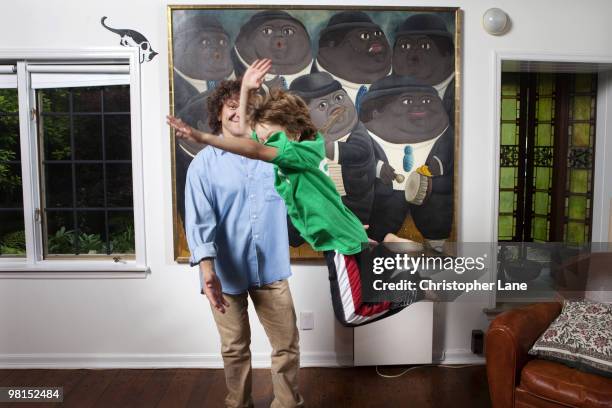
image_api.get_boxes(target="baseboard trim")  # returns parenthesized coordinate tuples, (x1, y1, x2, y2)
(0, 349, 483, 369)
(0, 352, 353, 369)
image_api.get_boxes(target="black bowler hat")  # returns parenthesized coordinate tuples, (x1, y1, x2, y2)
(237, 10, 306, 39)
(289, 72, 342, 102)
(395, 14, 452, 40)
(175, 14, 227, 38)
(360, 75, 437, 107)
(320, 11, 380, 39)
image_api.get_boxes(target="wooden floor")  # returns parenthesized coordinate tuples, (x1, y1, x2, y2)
(0, 366, 491, 407)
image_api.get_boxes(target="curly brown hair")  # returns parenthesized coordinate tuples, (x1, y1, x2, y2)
(207, 79, 242, 134)
(248, 89, 318, 141)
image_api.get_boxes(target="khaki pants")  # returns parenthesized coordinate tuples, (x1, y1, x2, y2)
(210, 279, 304, 408)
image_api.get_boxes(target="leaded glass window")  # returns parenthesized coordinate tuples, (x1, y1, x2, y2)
(37, 85, 135, 257)
(498, 72, 596, 245)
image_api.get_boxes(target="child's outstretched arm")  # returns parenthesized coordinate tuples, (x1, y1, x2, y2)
(167, 115, 277, 162)
(238, 58, 272, 136)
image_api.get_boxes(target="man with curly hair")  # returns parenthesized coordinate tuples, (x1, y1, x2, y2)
(183, 79, 304, 408)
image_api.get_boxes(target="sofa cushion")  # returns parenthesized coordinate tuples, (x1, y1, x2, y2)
(520, 359, 612, 407)
(529, 300, 612, 377)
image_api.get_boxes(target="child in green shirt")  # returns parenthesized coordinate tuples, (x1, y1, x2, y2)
(168, 59, 418, 326)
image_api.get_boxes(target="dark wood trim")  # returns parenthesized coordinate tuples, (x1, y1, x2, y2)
(522, 73, 538, 242)
(550, 73, 571, 242)
(514, 73, 529, 241)
(587, 73, 598, 242)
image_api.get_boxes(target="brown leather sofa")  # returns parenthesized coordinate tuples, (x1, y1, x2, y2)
(486, 302, 612, 408)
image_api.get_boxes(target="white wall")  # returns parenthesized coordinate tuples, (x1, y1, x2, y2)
(1, 0, 611, 368)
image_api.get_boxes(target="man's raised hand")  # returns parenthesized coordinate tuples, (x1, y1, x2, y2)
(243, 58, 272, 91)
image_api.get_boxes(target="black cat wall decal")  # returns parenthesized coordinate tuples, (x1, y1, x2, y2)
(101, 16, 158, 63)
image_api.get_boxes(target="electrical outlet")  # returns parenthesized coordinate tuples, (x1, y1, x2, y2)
(300, 311, 314, 330)
(471, 329, 484, 354)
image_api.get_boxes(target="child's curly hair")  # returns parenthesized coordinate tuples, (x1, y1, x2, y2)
(248, 89, 318, 141)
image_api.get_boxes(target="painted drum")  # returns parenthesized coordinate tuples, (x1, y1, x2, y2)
(404, 171, 430, 205)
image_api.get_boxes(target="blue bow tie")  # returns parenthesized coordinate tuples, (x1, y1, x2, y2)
(207, 80, 220, 90)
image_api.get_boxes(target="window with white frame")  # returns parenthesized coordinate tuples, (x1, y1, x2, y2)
(0, 52, 146, 272)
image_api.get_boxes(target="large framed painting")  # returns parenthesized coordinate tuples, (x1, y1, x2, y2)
(168, 5, 462, 261)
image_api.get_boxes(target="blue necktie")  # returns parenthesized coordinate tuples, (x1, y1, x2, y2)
(403, 146, 414, 172)
(279, 76, 288, 90)
(207, 80, 219, 90)
(355, 85, 368, 113)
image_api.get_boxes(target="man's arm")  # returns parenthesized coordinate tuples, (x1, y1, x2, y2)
(199, 258, 228, 313)
(184, 159, 228, 313)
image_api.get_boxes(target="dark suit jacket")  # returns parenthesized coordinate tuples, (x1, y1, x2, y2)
(335, 121, 378, 223)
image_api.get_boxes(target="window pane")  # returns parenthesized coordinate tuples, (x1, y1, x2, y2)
(498, 215, 514, 240)
(46, 211, 76, 255)
(76, 211, 106, 254)
(574, 75, 592, 92)
(569, 169, 588, 194)
(73, 116, 102, 160)
(501, 123, 517, 146)
(44, 163, 73, 207)
(0, 88, 24, 258)
(501, 99, 517, 121)
(537, 97, 553, 122)
(532, 217, 548, 242)
(566, 222, 585, 245)
(499, 167, 515, 189)
(40, 89, 69, 112)
(73, 88, 101, 112)
(533, 192, 549, 215)
(538, 74, 554, 95)
(105, 115, 131, 160)
(0, 115, 20, 158)
(108, 211, 134, 254)
(0, 211, 25, 256)
(106, 163, 133, 207)
(75, 164, 104, 207)
(38, 85, 133, 257)
(534, 167, 551, 190)
(568, 195, 587, 220)
(0, 163, 23, 208)
(103, 85, 130, 112)
(536, 124, 552, 146)
(41, 115, 71, 161)
(573, 96, 592, 121)
(499, 191, 514, 213)
(572, 124, 590, 147)
(501, 74, 519, 96)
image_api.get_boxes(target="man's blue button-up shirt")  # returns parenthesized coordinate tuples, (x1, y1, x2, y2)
(184, 143, 292, 295)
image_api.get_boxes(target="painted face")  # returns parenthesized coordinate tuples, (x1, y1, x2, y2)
(307, 89, 358, 142)
(393, 35, 454, 85)
(176, 31, 233, 80)
(219, 96, 241, 137)
(362, 91, 449, 143)
(318, 26, 392, 84)
(236, 18, 312, 75)
(254, 122, 285, 143)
